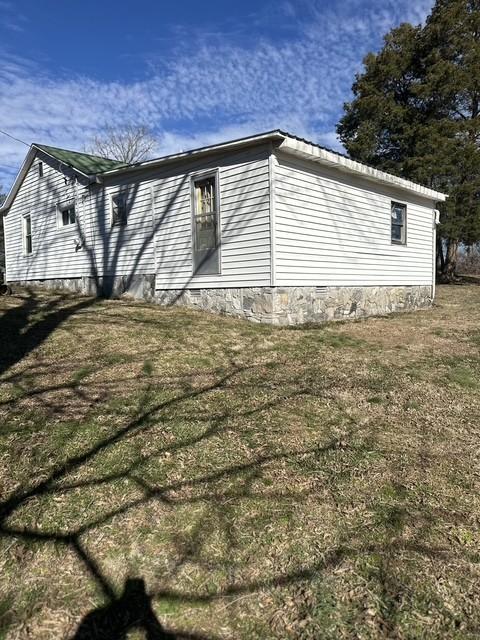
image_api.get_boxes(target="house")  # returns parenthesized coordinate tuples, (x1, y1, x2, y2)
(0, 130, 446, 324)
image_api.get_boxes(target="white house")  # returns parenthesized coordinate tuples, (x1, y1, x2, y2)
(0, 130, 446, 324)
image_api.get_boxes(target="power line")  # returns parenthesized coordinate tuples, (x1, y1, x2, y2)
(0, 128, 29, 147)
(0, 162, 21, 171)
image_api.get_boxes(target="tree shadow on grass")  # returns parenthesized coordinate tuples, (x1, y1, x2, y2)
(1, 292, 478, 638)
(0, 289, 95, 377)
(73, 578, 183, 640)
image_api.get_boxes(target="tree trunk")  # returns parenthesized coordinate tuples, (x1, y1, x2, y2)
(439, 238, 459, 282)
(436, 236, 445, 276)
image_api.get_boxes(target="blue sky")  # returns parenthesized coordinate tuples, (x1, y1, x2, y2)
(0, 0, 434, 189)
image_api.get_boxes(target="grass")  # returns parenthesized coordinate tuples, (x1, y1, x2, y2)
(0, 285, 480, 639)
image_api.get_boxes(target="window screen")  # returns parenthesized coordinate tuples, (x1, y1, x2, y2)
(391, 201, 406, 244)
(23, 215, 32, 254)
(192, 175, 220, 275)
(60, 206, 76, 226)
(111, 193, 128, 226)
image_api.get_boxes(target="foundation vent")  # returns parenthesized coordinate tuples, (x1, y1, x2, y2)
(189, 289, 201, 298)
(315, 286, 327, 297)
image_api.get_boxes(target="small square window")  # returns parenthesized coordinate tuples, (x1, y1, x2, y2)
(391, 201, 406, 244)
(38, 162, 43, 178)
(111, 192, 128, 226)
(57, 203, 76, 228)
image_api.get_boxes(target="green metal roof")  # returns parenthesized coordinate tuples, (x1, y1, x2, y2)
(34, 143, 129, 175)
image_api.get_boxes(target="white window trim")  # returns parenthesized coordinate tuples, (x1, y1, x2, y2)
(190, 168, 222, 277)
(22, 213, 33, 257)
(391, 200, 407, 246)
(56, 201, 77, 231)
(110, 190, 129, 228)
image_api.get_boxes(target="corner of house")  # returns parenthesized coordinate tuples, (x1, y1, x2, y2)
(268, 143, 277, 296)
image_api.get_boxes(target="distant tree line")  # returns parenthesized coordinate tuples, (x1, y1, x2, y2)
(338, 0, 480, 281)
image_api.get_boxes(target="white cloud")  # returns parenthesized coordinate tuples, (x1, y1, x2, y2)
(0, 0, 434, 188)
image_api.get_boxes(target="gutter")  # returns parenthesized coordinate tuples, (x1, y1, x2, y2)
(99, 131, 286, 178)
(277, 137, 448, 203)
(0, 128, 448, 213)
(97, 130, 448, 202)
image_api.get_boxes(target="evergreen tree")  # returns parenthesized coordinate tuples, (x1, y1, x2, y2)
(337, 0, 480, 280)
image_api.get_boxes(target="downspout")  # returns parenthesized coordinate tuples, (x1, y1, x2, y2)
(87, 175, 102, 290)
(268, 142, 276, 289)
(268, 143, 276, 323)
(1, 211, 7, 284)
(432, 208, 440, 300)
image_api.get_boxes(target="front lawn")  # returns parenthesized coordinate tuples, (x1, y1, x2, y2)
(0, 285, 479, 639)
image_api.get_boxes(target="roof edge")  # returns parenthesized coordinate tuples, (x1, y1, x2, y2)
(0, 145, 99, 214)
(98, 130, 286, 178)
(32, 144, 92, 179)
(99, 128, 446, 202)
(277, 135, 447, 202)
(1, 128, 447, 214)
(0, 147, 37, 214)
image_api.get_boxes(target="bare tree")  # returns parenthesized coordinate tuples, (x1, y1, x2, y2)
(87, 125, 158, 164)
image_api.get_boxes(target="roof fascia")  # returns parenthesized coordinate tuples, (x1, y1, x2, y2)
(278, 137, 447, 202)
(0, 146, 37, 214)
(98, 131, 286, 179)
(0, 145, 97, 214)
(32, 144, 92, 179)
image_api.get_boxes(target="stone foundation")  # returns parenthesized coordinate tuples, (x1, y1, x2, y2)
(157, 284, 433, 325)
(157, 287, 275, 323)
(10, 277, 433, 325)
(10, 275, 156, 301)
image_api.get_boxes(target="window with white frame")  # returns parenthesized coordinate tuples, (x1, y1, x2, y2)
(57, 203, 76, 228)
(22, 214, 32, 255)
(391, 201, 407, 244)
(111, 192, 128, 226)
(38, 162, 43, 178)
(192, 173, 220, 275)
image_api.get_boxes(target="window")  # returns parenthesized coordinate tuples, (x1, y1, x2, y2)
(38, 162, 43, 178)
(22, 214, 32, 255)
(192, 174, 220, 275)
(57, 203, 76, 228)
(111, 192, 128, 226)
(391, 201, 406, 244)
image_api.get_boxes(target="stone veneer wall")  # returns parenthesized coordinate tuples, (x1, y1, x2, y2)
(9, 275, 156, 301)
(157, 284, 433, 325)
(10, 277, 433, 325)
(157, 287, 276, 323)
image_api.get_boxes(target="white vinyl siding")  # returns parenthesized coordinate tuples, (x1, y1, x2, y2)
(22, 214, 32, 255)
(4, 158, 92, 281)
(4, 146, 270, 287)
(152, 146, 271, 289)
(3, 142, 437, 295)
(273, 153, 435, 287)
(89, 181, 155, 277)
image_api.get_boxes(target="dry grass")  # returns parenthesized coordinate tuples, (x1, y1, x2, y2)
(0, 285, 479, 639)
